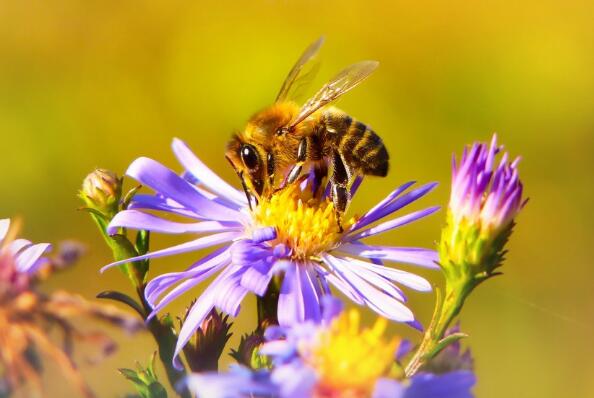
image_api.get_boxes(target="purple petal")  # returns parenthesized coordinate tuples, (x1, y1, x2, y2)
(336, 255, 432, 292)
(323, 254, 415, 322)
(338, 243, 439, 269)
(14, 243, 52, 274)
(145, 248, 231, 311)
(278, 262, 321, 326)
(0, 219, 9, 242)
(172, 138, 247, 206)
(101, 231, 239, 272)
(348, 206, 440, 241)
(352, 181, 416, 231)
(173, 266, 239, 368)
(405, 371, 476, 398)
(128, 194, 201, 219)
(107, 210, 242, 235)
(126, 157, 239, 221)
(214, 268, 249, 316)
(372, 378, 405, 398)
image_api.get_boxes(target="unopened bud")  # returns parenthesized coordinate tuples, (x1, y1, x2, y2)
(441, 135, 526, 283)
(182, 308, 232, 372)
(80, 169, 122, 217)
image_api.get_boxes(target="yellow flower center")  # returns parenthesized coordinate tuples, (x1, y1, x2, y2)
(251, 184, 355, 260)
(301, 309, 399, 398)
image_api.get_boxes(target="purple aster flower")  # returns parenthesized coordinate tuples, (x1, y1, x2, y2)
(102, 138, 440, 366)
(187, 297, 475, 398)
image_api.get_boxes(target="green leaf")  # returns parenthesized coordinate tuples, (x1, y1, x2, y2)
(426, 332, 468, 360)
(97, 290, 146, 318)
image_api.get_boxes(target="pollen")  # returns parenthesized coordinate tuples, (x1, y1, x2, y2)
(302, 309, 399, 397)
(251, 184, 354, 260)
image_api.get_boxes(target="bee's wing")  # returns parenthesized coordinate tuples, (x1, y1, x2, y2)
(289, 60, 379, 128)
(275, 37, 325, 103)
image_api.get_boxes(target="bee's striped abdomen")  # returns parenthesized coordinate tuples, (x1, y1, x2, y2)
(337, 118, 389, 177)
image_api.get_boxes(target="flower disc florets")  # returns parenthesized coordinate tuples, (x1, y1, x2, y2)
(300, 309, 398, 397)
(251, 184, 355, 261)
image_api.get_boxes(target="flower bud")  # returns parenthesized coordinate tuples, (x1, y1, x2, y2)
(440, 134, 526, 282)
(230, 332, 271, 370)
(182, 308, 232, 372)
(80, 169, 122, 217)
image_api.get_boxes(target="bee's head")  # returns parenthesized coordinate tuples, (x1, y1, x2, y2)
(226, 134, 273, 206)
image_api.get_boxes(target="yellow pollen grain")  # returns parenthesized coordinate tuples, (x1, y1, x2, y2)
(251, 185, 355, 260)
(303, 309, 400, 397)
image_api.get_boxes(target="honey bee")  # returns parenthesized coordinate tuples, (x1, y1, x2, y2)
(226, 37, 389, 215)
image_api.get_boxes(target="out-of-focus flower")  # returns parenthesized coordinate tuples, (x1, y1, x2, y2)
(102, 138, 440, 366)
(187, 298, 476, 398)
(442, 134, 526, 279)
(0, 218, 143, 397)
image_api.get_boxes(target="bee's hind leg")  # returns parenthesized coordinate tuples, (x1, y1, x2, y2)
(330, 150, 351, 232)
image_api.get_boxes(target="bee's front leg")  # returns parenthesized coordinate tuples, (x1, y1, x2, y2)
(330, 150, 350, 232)
(284, 137, 308, 186)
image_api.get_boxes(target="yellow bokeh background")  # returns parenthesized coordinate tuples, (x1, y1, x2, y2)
(1, 1, 593, 397)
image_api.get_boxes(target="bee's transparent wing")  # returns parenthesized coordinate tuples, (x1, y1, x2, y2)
(289, 60, 379, 128)
(275, 37, 325, 103)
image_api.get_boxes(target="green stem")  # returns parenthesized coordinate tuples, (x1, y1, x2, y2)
(137, 287, 191, 398)
(88, 214, 189, 397)
(405, 281, 472, 377)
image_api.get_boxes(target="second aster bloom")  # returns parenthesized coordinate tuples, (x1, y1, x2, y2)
(442, 134, 526, 278)
(103, 138, 440, 365)
(187, 298, 476, 398)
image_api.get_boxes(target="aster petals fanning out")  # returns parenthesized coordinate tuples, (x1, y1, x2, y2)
(104, 138, 440, 366)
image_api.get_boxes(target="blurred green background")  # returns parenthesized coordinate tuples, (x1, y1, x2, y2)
(1, 1, 593, 397)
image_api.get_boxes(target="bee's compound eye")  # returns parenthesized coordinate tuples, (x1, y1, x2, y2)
(240, 144, 259, 170)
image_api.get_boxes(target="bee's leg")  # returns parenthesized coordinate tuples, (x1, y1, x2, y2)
(330, 150, 350, 232)
(239, 171, 257, 210)
(285, 137, 308, 186)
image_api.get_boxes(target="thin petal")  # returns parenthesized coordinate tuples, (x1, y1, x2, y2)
(15, 243, 52, 273)
(172, 138, 247, 206)
(107, 210, 241, 235)
(0, 219, 9, 242)
(101, 231, 239, 272)
(348, 206, 440, 241)
(337, 255, 432, 292)
(126, 157, 239, 221)
(338, 243, 439, 269)
(323, 254, 415, 322)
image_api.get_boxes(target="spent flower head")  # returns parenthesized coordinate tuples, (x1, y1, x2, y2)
(102, 138, 441, 367)
(0, 218, 142, 397)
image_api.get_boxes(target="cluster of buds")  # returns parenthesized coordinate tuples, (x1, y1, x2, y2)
(440, 134, 526, 286)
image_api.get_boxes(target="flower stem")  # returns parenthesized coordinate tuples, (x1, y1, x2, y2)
(405, 281, 472, 377)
